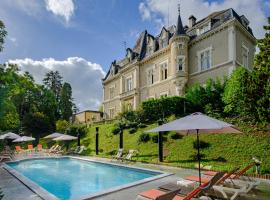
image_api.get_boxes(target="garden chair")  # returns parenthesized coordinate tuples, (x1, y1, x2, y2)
(15, 146, 23, 154)
(112, 149, 123, 160)
(0, 154, 12, 162)
(76, 146, 86, 155)
(136, 172, 224, 200)
(122, 149, 137, 161)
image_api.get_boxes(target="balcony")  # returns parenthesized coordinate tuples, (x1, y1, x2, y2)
(120, 89, 136, 99)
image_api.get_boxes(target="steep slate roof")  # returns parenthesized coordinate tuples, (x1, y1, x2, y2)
(102, 8, 254, 82)
(175, 13, 186, 35)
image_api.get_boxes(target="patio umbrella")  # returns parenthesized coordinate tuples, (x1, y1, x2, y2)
(44, 132, 65, 139)
(147, 112, 241, 185)
(52, 135, 77, 141)
(13, 136, 36, 143)
(0, 132, 20, 140)
(53, 135, 77, 151)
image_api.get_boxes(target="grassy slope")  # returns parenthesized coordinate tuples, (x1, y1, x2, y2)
(80, 122, 270, 174)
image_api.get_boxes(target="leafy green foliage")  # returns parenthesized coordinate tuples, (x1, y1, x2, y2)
(56, 119, 70, 133)
(66, 124, 87, 137)
(151, 134, 158, 143)
(23, 112, 53, 145)
(59, 82, 73, 120)
(186, 78, 226, 118)
(138, 132, 150, 143)
(139, 96, 191, 122)
(223, 67, 254, 118)
(252, 17, 270, 122)
(129, 128, 137, 134)
(0, 20, 7, 52)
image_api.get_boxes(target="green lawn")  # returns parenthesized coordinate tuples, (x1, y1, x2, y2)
(80, 122, 270, 175)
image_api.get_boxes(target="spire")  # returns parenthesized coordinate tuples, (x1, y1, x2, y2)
(175, 2, 186, 35)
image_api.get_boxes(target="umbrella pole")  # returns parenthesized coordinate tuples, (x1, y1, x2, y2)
(196, 129, 201, 185)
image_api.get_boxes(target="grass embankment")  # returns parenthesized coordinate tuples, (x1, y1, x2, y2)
(80, 122, 270, 174)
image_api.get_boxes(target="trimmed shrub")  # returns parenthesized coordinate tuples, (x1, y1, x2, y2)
(139, 96, 193, 122)
(193, 140, 210, 149)
(151, 134, 158, 143)
(112, 125, 121, 135)
(170, 133, 182, 140)
(138, 133, 150, 143)
(138, 123, 147, 128)
(129, 128, 137, 134)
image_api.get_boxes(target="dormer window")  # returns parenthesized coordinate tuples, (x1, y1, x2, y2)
(147, 46, 153, 55)
(197, 22, 211, 35)
(160, 39, 167, 48)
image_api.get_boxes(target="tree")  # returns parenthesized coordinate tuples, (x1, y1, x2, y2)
(23, 112, 53, 145)
(43, 71, 63, 101)
(59, 82, 73, 120)
(252, 17, 270, 122)
(222, 67, 254, 118)
(0, 20, 7, 52)
(56, 119, 69, 133)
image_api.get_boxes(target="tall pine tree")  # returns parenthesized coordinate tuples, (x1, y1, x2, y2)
(252, 17, 270, 122)
(60, 82, 73, 121)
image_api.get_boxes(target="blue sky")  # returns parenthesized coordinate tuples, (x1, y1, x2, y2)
(0, 0, 269, 110)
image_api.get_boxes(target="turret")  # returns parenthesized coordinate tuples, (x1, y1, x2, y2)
(169, 4, 190, 95)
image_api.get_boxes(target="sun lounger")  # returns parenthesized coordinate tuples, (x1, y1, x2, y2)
(0, 155, 12, 162)
(27, 145, 34, 153)
(36, 144, 43, 152)
(121, 149, 137, 161)
(15, 146, 23, 153)
(137, 172, 225, 200)
(112, 149, 123, 160)
(76, 146, 86, 154)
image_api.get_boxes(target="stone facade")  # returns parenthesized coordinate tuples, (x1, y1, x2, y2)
(102, 8, 256, 119)
(74, 110, 103, 124)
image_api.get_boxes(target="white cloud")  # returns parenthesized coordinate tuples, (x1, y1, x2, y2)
(45, 0, 75, 23)
(139, 2, 152, 21)
(8, 57, 105, 111)
(139, 0, 268, 38)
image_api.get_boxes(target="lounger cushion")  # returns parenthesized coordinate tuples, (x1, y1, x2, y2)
(203, 171, 217, 176)
(139, 189, 166, 199)
(185, 176, 209, 183)
(172, 195, 185, 200)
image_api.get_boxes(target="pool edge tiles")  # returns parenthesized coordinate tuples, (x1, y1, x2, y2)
(3, 163, 58, 200)
(3, 156, 173, 200)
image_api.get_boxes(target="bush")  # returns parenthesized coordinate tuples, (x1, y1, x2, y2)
(223, 67, 254, 118)
(138, 123, 147, 128)
(129, 128, 137, 134)
(151, 134, 158, 143)
(139, 96, 192, 122)
(193, 140, 210, 149)
(112, 125, 121, 135)
(170, 133, 182, 140)
(138, 133, 150, 143)
(66, 124, 87, 137)
(56, 119, 69, 133)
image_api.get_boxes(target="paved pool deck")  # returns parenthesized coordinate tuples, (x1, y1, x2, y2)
(1, 156, 270, 200)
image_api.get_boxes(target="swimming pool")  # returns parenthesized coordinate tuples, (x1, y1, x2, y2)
(5, 157, 169, 200)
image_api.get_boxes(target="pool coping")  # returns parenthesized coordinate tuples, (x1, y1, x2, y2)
(3, 156, 173, 200)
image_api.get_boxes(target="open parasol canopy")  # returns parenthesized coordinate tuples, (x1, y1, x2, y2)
(147, 112, 241, 185)
(44, 132, 66, 139)
(0, 132, 20, 140)
(13, 136, 35, 142)
(53, 135, 77, 141)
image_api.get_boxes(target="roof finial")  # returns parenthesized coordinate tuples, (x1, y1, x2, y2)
(178, 1, 180, 16)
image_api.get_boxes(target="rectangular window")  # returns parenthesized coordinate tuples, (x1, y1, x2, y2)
(161, 39, 167, 48)
(242, 45, 249, 68)
(109, 87, 114, 99)
(160, 62, 168, 80)
(178, 43, 184, 49)
(199, 49, 211, 71)
(147, 69, 154, 85)
(109, 108, 115, 118)
(177, 56, 185, 71)
(126, 77, 132, 92)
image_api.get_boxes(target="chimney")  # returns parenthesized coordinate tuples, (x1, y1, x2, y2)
(189, 15, 196, 27)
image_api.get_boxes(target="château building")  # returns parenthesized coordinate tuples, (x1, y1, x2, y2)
(102, 8, 256, 119)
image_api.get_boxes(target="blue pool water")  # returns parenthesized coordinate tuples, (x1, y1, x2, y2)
(7, 158, 160, 200)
